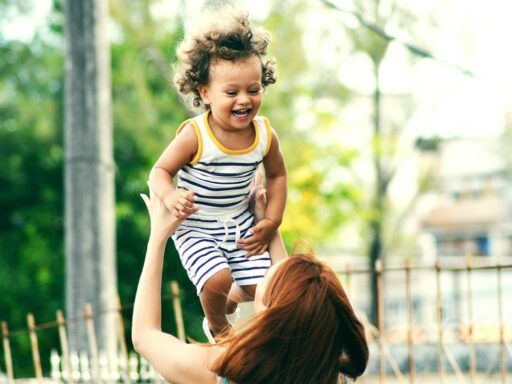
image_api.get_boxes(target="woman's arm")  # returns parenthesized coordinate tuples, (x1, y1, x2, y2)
(132, 185, 219, 384)
(249, 169, 288, 264)
(268, 229, 288, 264)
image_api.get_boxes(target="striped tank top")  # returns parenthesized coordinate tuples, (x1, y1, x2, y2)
(175, 111, 271, 219)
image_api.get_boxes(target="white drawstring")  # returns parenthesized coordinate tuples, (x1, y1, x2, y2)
(214, 217, 241, 251)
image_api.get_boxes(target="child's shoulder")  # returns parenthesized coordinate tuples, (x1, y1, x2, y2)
(175, 118, 200, 145)
(176, 112, 205, 136)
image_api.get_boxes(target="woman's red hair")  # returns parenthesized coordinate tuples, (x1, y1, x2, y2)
(213, 253, 369, 383)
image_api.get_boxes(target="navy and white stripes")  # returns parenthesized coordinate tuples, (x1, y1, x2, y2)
(171, 111, 273, 294)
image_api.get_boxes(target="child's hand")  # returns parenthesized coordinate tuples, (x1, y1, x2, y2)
(237, 218, 278, 257)
(164, 189, 199, 219)
(140, 181, 183, 240)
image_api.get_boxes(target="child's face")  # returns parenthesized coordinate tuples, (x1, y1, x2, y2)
(199, 55, 263, 132)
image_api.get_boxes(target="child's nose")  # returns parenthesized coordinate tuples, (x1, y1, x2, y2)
(238, 92, 251, 105)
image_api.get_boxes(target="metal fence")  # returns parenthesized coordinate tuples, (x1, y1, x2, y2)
(1, 259, 511, 383)
(337, 256, 512, 383)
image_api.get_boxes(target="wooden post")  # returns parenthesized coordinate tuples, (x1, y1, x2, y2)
(85, 303, 100, 382)
(1, 321, 14, 383)
(405, 260, 414, 384)
(115, 295, 131, 383)
(57, 310, 74, 383)
(375, 259, 385, 384)
(27, 313, 43, 379)
(64, 0, 117, 355)
(171, 281, 186, 341)
(435, 260, 445, 384)
(344, 262, 352, 296)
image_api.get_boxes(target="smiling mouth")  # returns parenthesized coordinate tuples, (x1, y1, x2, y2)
(232, 108, 251, 117)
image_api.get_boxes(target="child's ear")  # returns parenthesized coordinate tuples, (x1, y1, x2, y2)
(198, 86, 211, 105)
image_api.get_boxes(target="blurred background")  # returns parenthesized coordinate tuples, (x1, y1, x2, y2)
(1, 0, 512, 381)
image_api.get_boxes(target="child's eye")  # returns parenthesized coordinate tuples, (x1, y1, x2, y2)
(249, 89, 261, 94)
(225, 91, 237, 96)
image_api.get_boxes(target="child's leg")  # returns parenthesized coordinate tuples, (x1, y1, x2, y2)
(199, 268, 233, 337)
(226, 283, 256, 314)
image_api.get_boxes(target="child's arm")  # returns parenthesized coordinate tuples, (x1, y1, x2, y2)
(238, 129, 287, 257)
(149, 123, 199, 219)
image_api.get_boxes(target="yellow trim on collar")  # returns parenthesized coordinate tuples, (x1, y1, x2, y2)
(203, 111, 259, 155)
(176, 119, 203, 165)
(263, 116, 272, 156)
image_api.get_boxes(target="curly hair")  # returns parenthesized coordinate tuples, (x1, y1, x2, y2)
(173, 10, 277, 109)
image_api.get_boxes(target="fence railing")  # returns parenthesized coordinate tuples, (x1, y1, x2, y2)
(1, 259, 511, 383)
(336, 256, 512, 384)
(1, 281, 187, 383)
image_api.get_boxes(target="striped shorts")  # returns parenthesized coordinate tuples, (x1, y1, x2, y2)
(172, 209, 271, 295)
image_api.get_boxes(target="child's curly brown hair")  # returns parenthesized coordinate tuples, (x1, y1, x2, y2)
(174, 10, 277, 109)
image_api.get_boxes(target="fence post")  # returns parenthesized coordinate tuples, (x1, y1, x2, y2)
(375, 259, 385, 384)
(405, 260, 414, 384)
(435, 260, 445, 384)
(344, 262, 352, 296)
(56, 310, 74, 383)
(1, 321, 14, 383)
(171, 281, 186, 341)
(27, 313, 43, 379)
(115, 295, 132, 383)
(496, 261, 507, 384)
(85, 303, 100, 383)
(465, 256, 476, 384)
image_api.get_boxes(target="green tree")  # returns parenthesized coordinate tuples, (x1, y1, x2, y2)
(0, 16, 65, 377)
(0, 0, 203, 376)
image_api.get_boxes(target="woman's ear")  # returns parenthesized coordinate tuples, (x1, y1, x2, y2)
(198, 85, 211, 105)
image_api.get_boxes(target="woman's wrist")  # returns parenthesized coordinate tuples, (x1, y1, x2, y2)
(148, 232, 170, 247)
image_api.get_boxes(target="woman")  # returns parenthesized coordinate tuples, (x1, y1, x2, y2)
(132, 184, 368, 383)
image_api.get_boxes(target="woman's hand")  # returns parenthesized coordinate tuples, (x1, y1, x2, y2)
(140, 181, 183, 241)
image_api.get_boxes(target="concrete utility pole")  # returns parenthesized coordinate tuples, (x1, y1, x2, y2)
(64, 0, 117, 354)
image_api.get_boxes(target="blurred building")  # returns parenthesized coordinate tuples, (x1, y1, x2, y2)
(421, 137, 512, 258)
(322, 135, 512, 349)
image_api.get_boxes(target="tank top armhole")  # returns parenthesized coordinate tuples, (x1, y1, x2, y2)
(176, 119, 203, 165)
(263, 116, 272, 157)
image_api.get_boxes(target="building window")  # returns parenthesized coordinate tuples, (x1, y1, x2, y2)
(476, 236, 489, 256)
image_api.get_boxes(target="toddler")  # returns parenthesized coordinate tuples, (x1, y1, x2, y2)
(149, 10, 287, 342)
